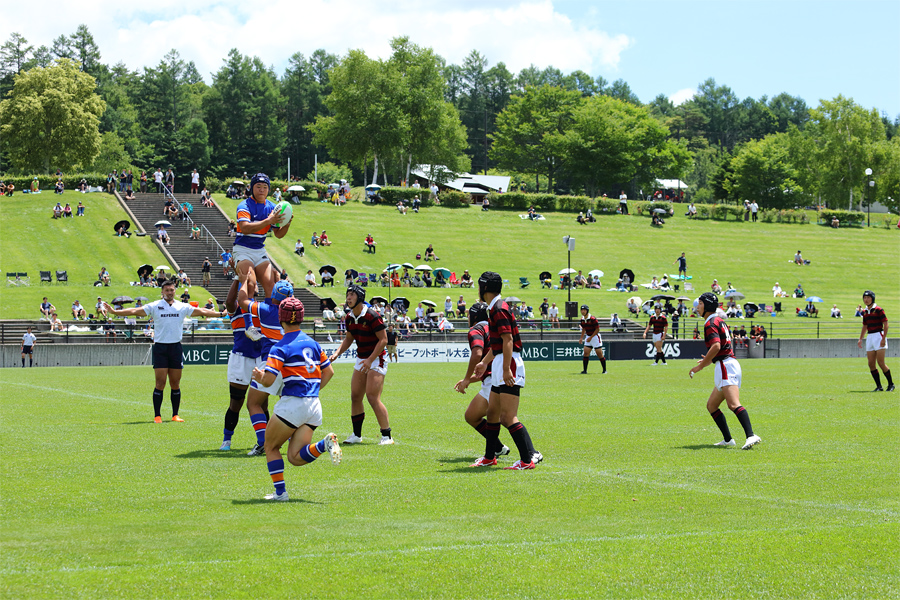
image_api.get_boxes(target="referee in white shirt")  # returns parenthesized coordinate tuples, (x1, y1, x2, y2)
(105, 279, 224, 423)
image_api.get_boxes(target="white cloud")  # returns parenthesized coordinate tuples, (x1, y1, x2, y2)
(669, 88, 696, 106)
(8, 0, 632, 81)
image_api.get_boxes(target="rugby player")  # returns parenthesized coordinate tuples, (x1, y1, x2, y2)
(689, 293, 761, 449)
(104, 280, 224, 422)
(643, 305, 669, 365)
(454, 302, 510, 461)
(218, 278, 263, 450)
(578, 305, 607, 374)
(328, 285, 394, 445)
(233, 173, 292, 300)
(236, 272, 293, 455)
(471, 272, 542, 469)
(251, 297, 341, 501)
(858, 290, 894, 391)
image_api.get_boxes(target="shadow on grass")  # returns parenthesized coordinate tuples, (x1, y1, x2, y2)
(175, 449, 261, 459)
(436, 456, 475, 465)
(120, 421, 160, 425)
(674, 444, 722, 451)
(231, 498, 324, 506)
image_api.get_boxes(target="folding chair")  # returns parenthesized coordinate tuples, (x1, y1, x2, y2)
(17, 272, 30, 286)
(56, 270, 68, 284)
(40, 271, 52, 285)
(448, 272, 460, 286)
(5, 273, 17, 287)
(519, 277, 530, 288)
(684, 282, 693, 292)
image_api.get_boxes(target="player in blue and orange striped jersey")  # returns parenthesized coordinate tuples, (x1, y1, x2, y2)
(251, 297, 340, 502)
(233, 173, 292, 300)
(237, 270, 290, 456)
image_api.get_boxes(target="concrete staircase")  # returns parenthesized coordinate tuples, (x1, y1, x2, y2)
(122, 192, 323, 316)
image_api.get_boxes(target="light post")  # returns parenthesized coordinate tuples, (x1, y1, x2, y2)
(865, 168, 874, 227)
(563, 235, 575, 322)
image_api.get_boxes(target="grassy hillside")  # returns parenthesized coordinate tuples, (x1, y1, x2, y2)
(213, 194, 899, 328)
(0, 191, 214, 318)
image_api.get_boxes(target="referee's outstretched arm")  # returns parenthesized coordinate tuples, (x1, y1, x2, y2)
(104, 302, 147, 318)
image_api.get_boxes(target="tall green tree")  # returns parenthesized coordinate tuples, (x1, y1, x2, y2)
(0, 59, 104, 172)
(0, 33, 33, 98)
(725, 133, 802, 208)
(490, 84, 582, 191)
(282, 51, 331, 180)
(69, 25, 102, 76)
(204, 49, 283, 176)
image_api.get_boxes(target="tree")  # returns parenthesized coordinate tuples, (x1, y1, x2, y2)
(490, 84, 582, 192)
(309, 50, 407, 184)
(0, 33, 33, 76)
(282, 51, 329, 180)
(606, 79, 640, 105)
(872, 136, 900, 214)
(306, 161, 351, 183)
(50, 35, 73, 61)
(0, 59, 104, 172)
(725, 133, 803, 208)
(69, 25, 102, 76)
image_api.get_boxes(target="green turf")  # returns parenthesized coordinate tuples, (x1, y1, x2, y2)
(1, 359, 897, 598)
(0, 191, 214, 318)
(213, 194, 899, 337)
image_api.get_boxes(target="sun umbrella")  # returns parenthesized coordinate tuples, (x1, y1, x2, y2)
(504, 296, 521, 304)
(182, 202, 193, 213)
(807, 296, 824, 303)
(365, 184, 382, 190)
(619, 268, 635, 283)
(558, 268, 577, 275)
(402, 262, 415, 269)
(137, 264, 153, 277)
(287, 185, 305, 192)
(320, 298, 337, 311)
(676, 296, 691, 301)
(421, 299, 437, 307)
(344, 269, 358, 279)
(724, 290, 746, 300)
(627, 296, 643, 307)
(433, 267, 451, 278)
(588, 269, 604, 278)
(155, 220, 171, 228)
(135, 296, 150, 302)
(319, 265, 337, 276)
(651, 294, 676, 301)
(114, 220, 130, 233)
(370, 295, 388, 305)
(233, 180, 244, 185)
(652, 208, 668, 214)
(539, 271, 552, 281)
(386, 264, 401, 272)
(415, 264, 433, 271)
(392, 297, 410, 310)
(156, 265, 170, 271)
(642, 300, 654, 308)
(112, 295, 134, 304)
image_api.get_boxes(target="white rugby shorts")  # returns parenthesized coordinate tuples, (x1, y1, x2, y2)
(251, 369, 284, 396)
(355, 353, 388, 376)
(713, 356, 742, 390)
(583, 333, 602, 349)
(490, 351, 526, 388)
(273, 395, 323, 429)
(477, 378, 492, 401)
(227, 352, 264, 386)
(866, 332, 888, 352)
(652, 332, 664, 343)
(232, 245, 270, 267)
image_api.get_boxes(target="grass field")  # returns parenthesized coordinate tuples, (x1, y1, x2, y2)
(0, 191, 214, 318)
(213, 194, 899, 334)
(1, 359, 897, 598)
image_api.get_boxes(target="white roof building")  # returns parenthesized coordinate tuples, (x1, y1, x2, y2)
(411, 166, 511, 197)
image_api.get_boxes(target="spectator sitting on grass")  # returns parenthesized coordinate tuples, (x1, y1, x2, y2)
(806, 300, 819, 317)
(76, 201, 85, 216)
(40, 297, 56, 319)
(52, 203, 63, 218)
(98, 267, 111, 286)
(424, 244, 439, 261)
(711, 279, 723, 294)
(295, 239, 304, 256)
(55, 180, 64, 194)
(71, 300, 87, 320)
(178, 269, 191, 287)
(305, 270, 317, 287)
(854, 305, 863, 317)
(319, 230, 332, 246)
(831, 304, 842, 318)
(831, 216, 840, 228)
(95, 297, 108, 319)
(63, 203, 73, 217)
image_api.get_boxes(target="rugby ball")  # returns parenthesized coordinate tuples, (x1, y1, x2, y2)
(273, 200, 293, 225)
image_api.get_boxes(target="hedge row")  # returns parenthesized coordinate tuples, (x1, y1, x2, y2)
(0, 173, 110, 190)
(370, 186, 469, 208)
(202, 176, 325, 198)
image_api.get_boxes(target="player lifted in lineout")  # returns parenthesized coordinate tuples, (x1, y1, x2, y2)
(454, 301, 511, 461)
(689, 292, 761, 450)
(233, 173, 292, 300)
(250, 297, 341, 501)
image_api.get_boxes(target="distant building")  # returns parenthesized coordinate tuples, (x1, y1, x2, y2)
(410, 166, 511, 201)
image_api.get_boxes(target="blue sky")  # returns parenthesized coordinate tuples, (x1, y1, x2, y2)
(11, 0, 900, 116)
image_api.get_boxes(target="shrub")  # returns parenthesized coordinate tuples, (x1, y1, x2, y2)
(819, 209, 865, 227)
(0, 172, 108, 191)
(440, 191, 471, 208)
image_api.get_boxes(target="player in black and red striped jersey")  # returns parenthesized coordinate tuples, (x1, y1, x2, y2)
(471, 272, 541, 470)
(454, 302, 510, 460)
(689, 293, 761, 450)
(857, 290, 894, 391)
(643, 306, 669, 365)
(328, 285, 394, 445)
(579, 304, 607, 374)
